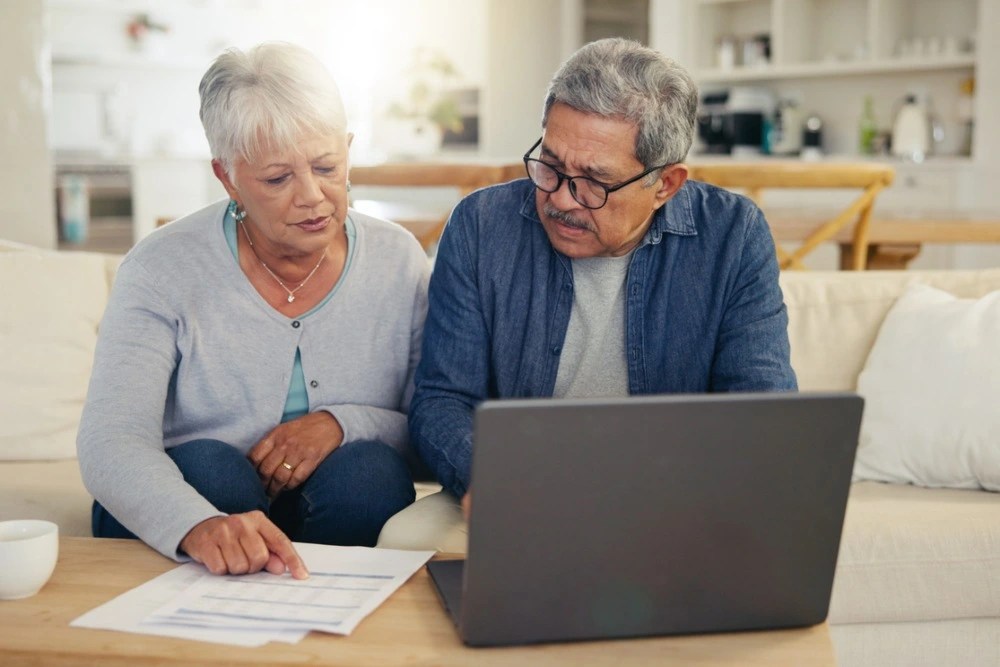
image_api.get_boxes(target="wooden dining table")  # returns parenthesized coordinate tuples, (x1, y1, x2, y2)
(765, 208, 1000, 269)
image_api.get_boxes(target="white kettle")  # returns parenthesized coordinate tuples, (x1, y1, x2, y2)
(892, 94, 930, 161)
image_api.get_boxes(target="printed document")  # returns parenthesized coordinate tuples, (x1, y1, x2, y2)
(71, 542, 433, 646)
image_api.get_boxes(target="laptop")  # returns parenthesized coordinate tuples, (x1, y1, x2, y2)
(427, 392, 863, 647)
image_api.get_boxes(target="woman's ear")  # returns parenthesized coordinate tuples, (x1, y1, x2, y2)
(211, 159, 239, 200)
(345, 133, 355, 191)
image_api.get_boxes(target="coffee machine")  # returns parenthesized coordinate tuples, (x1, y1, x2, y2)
(696, 87, 776, 156)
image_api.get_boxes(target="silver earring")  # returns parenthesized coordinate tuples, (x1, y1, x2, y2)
(231, 201, 247, 222)
(346, 179, 352, 192)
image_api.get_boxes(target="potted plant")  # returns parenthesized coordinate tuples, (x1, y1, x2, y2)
(125, 13, 170, 55)
(383, 48, 464, 157)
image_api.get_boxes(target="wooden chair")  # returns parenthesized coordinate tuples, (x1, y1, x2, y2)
(349, 163, 523, 251)
(688, 162, 895, 270)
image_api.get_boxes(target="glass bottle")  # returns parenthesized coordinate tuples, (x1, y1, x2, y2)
(858, 95, 878, 155)
(957, 77, 975, 157)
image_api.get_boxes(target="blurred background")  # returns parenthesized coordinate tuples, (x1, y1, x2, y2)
(2, 0, 998, 269)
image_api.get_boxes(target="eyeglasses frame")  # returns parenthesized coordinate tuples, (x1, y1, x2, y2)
(522, 137, 672, 210)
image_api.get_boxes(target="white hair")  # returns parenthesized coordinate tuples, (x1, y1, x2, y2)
(199, 42, 347, 175)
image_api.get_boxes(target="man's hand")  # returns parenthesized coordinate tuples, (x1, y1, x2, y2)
(180, 511, 308, 579)
(461, 490, 472, 522)
(248, 411, 344, 498)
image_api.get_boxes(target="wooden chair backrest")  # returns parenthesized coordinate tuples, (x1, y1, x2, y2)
(688, 162, 895, 270)
(350, 163, 524, 197)
(348, 163, 523, 250)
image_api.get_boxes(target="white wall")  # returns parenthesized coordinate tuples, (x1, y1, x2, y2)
(328, 0, 488, 161)
(48, 0, 488, 164)
(26, 0, 1000, 266)
(45, 0, 490, 238)
(481, 0, 565, 159)
(970, 0, 1000, 208)
(649, 0, 685, 61)
(0, 0, 56, 248)
(945, 0, 1000, 268)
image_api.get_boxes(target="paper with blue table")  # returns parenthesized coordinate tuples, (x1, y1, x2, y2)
(70, 543, 434, 646)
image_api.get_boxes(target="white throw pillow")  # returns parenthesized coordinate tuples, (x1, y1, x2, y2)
(0, 249, 110, 460)
(854, 283, 1000, 490)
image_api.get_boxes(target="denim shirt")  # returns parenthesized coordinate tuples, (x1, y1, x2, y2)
(410, 177, 797, 497)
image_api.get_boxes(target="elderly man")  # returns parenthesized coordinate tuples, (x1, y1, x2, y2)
(379, 38, 796, 552)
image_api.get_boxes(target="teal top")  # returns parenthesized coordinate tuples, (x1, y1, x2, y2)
(223, 209, 356, 422)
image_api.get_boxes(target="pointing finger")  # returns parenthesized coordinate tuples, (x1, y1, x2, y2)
(260, 520, 308, 579)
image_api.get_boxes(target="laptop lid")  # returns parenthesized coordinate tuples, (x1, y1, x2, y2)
(453, 392, 862, 646)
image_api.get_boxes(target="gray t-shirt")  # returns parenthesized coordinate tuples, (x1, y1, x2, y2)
(553, 251, 634, 398)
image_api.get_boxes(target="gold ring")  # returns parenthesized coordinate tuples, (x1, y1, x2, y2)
(281, 461, 294, 472)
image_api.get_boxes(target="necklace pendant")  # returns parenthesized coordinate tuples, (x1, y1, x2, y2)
(287, 295, 295, 303)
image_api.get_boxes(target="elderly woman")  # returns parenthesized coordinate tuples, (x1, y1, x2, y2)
(77, 42, 428, 578)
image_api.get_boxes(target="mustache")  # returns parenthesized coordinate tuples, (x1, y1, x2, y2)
(543, 204, 593, 232)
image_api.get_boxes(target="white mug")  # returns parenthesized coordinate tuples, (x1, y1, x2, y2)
(0, 520, 59, 600)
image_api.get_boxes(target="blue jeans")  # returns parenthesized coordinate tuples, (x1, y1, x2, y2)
(92, 438, 415, 547)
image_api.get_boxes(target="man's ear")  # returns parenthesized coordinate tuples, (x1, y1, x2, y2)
(211, 159, 239, 200)
(652, 164, 689, 209)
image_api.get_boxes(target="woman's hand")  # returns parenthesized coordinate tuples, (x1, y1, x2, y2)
(180, 511, 309, 578)
(248, 411, 345, 498)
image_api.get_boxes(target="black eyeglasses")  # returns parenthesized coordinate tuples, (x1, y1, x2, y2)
(522, 138, 670, 210)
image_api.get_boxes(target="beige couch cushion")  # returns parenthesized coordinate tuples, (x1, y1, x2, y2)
(830, 481, 1000, 624)
(0, 459, 91, 536)
(854, 284, 1000, 490)
(0, 242, 115, 460)
(780, 269, 1000, 391)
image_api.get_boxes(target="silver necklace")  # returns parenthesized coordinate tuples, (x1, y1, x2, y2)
(239, 219, 326, 303)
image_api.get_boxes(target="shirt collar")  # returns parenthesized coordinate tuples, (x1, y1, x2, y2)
(656, 180, 698, 240)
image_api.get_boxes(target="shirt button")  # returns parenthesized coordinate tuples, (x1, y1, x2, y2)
(291, 321, 301, 329)
(552, 345, 561, 355)
(310, 380, 319, 388)
(631, 284, 639, 295)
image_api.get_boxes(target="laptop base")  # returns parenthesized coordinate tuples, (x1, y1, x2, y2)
(427, 559, 465, 628)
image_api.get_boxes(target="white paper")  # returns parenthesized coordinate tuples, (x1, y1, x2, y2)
(70, 563, 306, 646)
(71, 543, 433, 646)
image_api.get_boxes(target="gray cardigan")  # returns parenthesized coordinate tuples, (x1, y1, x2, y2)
(77, 199, 429, 559)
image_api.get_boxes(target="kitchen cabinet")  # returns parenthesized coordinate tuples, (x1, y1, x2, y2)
(52, 157, 222, 252)
(656, 0, 990, 160)
(688, 0, 978, 82)
(647, 0, 1000, 269)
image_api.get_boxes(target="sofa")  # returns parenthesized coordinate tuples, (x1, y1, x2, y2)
(2, 237, 998, 665)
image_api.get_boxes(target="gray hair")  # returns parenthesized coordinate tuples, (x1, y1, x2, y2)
(199, 42, 346, 175)
(542, 38, 698, 175)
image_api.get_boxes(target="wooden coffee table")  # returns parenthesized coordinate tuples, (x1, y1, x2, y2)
(0, 537, 836, 665)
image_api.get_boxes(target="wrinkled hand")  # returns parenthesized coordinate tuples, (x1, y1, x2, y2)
(180, 511, 308, 579)
(248, 411, 344, 498)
